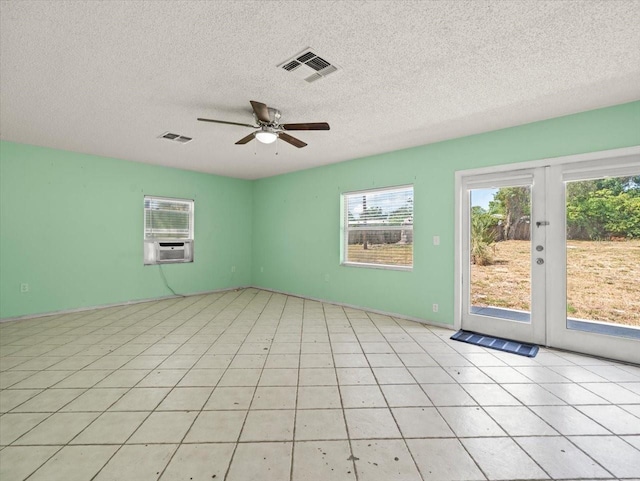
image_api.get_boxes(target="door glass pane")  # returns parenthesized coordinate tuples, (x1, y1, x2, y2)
(469, 186, 532, 322)
(565, 175, 640, 339)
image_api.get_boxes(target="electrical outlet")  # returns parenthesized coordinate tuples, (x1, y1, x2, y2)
(20, 283, 29, 293)
(432, 303, 439, 313)
(231, 266, 236, 273)
(433, 235, 440, 246)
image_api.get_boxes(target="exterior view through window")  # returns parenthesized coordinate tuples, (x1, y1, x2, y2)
(144, 196, 194, 240)
(343, 185, 413, 268)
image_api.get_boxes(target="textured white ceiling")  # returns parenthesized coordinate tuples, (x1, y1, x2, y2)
(1, 0, 639, 179)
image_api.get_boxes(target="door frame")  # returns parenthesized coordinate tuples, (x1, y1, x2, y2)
(460, 167, 546, 345)
(454, 146, 640, 361)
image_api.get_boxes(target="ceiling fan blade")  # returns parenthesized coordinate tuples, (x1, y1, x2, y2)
(279, 132, 307, 148)
(250, 100, 271, 123)
(197, 118, 257, 128)
(235, 133, 255, 145)
(281, 122, 330, 131)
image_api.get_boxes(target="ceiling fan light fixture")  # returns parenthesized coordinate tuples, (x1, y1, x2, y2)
(255, 130, 278, 144)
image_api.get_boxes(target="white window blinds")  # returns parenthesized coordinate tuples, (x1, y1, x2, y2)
(343, 185, 414, 268)
(144, 196, 194, 240)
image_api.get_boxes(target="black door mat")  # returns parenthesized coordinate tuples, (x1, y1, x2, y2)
(451, 330, 539, 357)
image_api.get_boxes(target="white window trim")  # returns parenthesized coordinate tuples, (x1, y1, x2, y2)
(341, 184, 414, 270)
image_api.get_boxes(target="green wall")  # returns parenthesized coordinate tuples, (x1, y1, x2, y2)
(0, 142, 253, 318)
(2, 102, 639, 321)
(251, 101, 640, 325)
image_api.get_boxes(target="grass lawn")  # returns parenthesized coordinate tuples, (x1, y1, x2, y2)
(347, 244, 412, 266)
(472, 239, 640, 327)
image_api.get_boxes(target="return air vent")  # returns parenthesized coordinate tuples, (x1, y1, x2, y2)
(278, 48, 339, 83)
(159, 132, 193, 144)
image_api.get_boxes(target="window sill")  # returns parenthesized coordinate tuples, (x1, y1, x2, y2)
(341, 262, 413, 272)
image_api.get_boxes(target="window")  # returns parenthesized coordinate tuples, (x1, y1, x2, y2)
(143, 196, 194, 265)
(342, 185, 413, 269)
(144, 196, 194, 240)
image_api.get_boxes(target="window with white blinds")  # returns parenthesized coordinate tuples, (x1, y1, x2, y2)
(144, 196, 194, 240)
(343, 185, 414, 268)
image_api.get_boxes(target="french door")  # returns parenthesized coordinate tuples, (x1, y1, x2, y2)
(458, 149, 640, 364)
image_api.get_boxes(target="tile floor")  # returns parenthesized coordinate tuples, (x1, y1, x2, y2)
(1, 288, 639, 480)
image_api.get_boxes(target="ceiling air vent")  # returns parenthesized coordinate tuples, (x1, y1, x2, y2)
(278, 48, 339, 83)
(159, 132, 193, 144)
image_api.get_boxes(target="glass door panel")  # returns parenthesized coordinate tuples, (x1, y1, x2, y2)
(565, 175, 640, 340)
(470, 187, 531, 322)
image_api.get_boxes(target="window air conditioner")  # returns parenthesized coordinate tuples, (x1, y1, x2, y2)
(144, 240, 193, 265)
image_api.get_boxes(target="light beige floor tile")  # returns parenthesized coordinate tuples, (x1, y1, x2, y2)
(185, 410, 246, 442)
(396, 353, 440, 367)
(540, 383, 610, 404)
(0, 370, 35, 389)
(292, 440, 356, 481)
(158, 355, 199, 369)
(28, 445, 118, 481)
(484, 406, 558, 436)
(461, 383, 521, 405)
(0, 388, 42, 412)
(480, 366, 533, 383)
(351, 439, 422, 481)
(344, 408, 401, 439)
(128, 411, 196, 443)
(365, 353, 404, 367)
(295, 409, 347, 440)
(438, 406, 506, 437)
(444, 366, 495, 384)
(463, 437, 549, 480)
(514, 366, 570, 383)
(380, 384, 432, 407)
(331, 343, 363, 354)
(93, 444, 177, 481)
(409, 367, 455, 383)
(297, 385, 342, 409)
(372, 367, 415, 384)
(0, 445, 59, 481)
(570, 435, 640, 478)
(299, 368, 337, 386)
(341, 385, 387, 408)
(502, 383, 566, 405)
(581, 382, 640, 404)
(407, 438, 485, 481)
(264, 354, 300, 368)
(157, 387, 213, 410)
(226, 442, 292, 481)
(14, 412, 99, 444)
(301, 342, 331, 353)
(193, 354, 233, 369)
(336, 367, 376, 385)
(420, 383, 476, 406)
(122, 355, 165, 370)
(240, 409, 295, 441)
(251, 386, 297, 409)
(11, 370, 74, 389)
(71, 411, 148, 444)
(530, 406, 610, 435)
(0, 412, 49, 445)
(61, 387, 127, 412)
(87, 356, 134, 370)
(229, 354, 267, 369)
(516, 436, 610, 479)
(334, 353, 369, 367)
(160, 443, 235, 481)
(52, 370, 112, 388)
(95, 369, 150, 388)
(622, 435, 640, 450)
(300, 353, 334, 368)
(259, 368, 299, 386)
(577, 404, 640, 434)
(204, 386, 254, 410)
(218, 368, 261, 386)
(392, 407, 454, 437)
(137, 369, 186, 387)
(109, 387, 170, 411)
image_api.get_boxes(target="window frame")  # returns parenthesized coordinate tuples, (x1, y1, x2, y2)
(341, 184, 414, 271)
(143, 195, 195, 241)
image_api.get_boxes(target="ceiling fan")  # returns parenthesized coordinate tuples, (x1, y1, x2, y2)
(197, 100, 329, 148)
